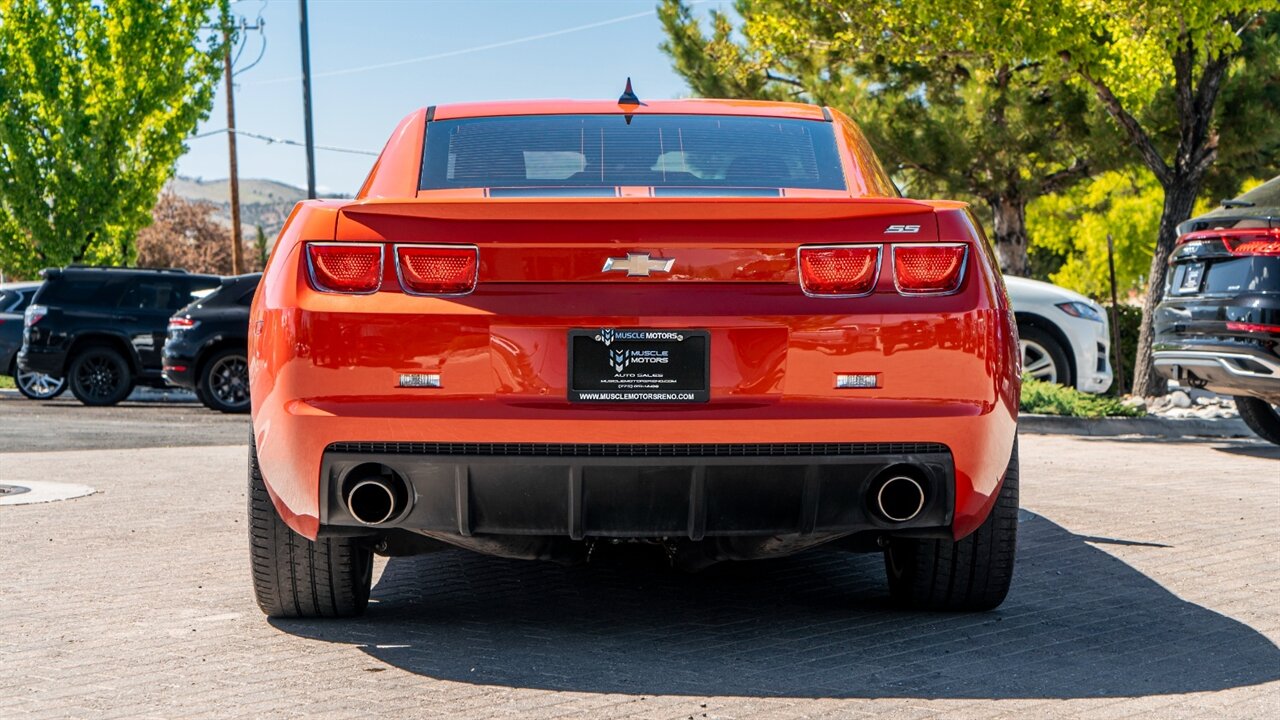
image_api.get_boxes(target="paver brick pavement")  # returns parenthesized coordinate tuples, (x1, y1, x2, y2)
(1, 432, 1278, 718)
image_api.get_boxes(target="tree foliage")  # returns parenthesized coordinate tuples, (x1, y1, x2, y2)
(0, 0, 227, 279)
(658, 0, 1120, 276)
(661, 0, 1280, 395)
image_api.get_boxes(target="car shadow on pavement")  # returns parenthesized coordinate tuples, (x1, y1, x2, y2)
(1073, 434, 1280, 461)
(273, 513, 1280, 699)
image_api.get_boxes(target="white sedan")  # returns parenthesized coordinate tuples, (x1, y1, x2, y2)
(1004, 276, 1114, 394)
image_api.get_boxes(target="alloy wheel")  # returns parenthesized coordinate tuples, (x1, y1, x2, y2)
(16, 369, 65, 399)
(208, 354, 250, 409)
(76, 355, 123, 401)
(1019, 339, 1059, 383)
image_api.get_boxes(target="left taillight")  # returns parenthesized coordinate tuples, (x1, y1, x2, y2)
(892, 243, 967, 295)
(395, 244, 479, 296)
(306, 243, 384, 294)
(24, 304, 47, 327)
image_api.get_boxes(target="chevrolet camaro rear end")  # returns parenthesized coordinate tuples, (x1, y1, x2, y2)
(247, 99, 1021, 618)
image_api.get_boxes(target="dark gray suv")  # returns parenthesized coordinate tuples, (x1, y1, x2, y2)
(1153, 177, 1280, 444)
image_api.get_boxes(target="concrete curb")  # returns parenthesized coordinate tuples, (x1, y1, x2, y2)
(1019, 413, 1253, 438)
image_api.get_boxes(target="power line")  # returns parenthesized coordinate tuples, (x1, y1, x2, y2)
(193, 127, 378, 156)
(246, 2, 712, 86)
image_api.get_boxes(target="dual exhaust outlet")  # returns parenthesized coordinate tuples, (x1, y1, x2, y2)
(343, 464, 410, 526)
(872, 473, 926, 523)
(341, 464, 926, 527)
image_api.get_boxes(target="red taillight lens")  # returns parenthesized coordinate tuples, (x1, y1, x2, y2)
(798, 245, 881, 296)
(1226, 322, 1280, 333)
(395, 245, 478, 295)
(892, 244, 967, 294)
(168, 317, 196, 330)
(307, 243, 384, 293)
(1224, 234, 1280, 256)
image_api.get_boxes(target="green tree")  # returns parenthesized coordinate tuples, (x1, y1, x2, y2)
(253, 224, 268, 271)
(0, 0, 227, 279)
(658, 0, 1118, 276)
(834, 0, 1280, 395)
(1027, 169, 1167, 298)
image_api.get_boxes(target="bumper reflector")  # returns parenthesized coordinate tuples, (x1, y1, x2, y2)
(398, 373, 441, 388)
(835, 373, 879, 389)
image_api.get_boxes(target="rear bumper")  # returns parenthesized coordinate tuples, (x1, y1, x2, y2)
(319, 441, 955, 540)
(1154, 345, 1280, 401)
(160, 343, 199, 389)
(15, 345, 65, 376)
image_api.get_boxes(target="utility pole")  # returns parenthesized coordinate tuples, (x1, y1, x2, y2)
(298, 0, 317, 199)
(223, 20, 245, 275)
(1107, 234, 1128, 394)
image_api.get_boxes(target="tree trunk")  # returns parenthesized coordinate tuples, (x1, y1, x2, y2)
(1130, 178, 1201, 397)
(989, 195, 1030, 276)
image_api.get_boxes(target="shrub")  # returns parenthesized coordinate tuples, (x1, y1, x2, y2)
(1020, 377, 1144, 418)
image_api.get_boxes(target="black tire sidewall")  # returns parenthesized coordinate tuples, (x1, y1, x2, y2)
(68, 346, 133, 406)
(199, 348, 250, 414)
(1018, 324, 1074, 388)
(1234, 396, 1280, 445)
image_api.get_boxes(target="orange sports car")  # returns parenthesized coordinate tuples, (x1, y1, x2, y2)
(247, 93, 1021, 619)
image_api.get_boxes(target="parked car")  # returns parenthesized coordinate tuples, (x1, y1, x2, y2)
(1004, 276, 1113, 393)
(1154, 176, 1280, 444)
(1, 282, 66, 399)
(162, 273, 260, 413)
(18, 266, 221, 406)
(246, 97, 1021, 618)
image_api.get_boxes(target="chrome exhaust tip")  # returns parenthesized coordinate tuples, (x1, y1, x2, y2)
(343, 466, 408, 525)
(875, 475, 925, 523)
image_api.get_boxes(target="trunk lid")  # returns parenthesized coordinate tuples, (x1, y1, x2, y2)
(335, 197, 940, 283)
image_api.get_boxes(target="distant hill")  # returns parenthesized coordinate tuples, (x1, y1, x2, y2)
(166, 176, 345, 239)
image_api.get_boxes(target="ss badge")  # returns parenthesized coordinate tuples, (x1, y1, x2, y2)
(885, 224, 921, 234)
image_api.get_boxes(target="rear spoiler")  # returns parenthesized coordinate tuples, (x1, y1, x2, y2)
(336, 197, 937, 222)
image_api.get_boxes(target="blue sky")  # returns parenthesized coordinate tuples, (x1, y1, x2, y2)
(178, 0, 731, 196)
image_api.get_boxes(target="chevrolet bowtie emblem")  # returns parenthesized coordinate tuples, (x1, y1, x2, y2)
(602, 252, 675, 277)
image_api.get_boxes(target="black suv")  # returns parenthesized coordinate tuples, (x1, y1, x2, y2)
(18, 266, 221, 406)
(1154, 176, 1280, 444)
(162, 273, 259, 413)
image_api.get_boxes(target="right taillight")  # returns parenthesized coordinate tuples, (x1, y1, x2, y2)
(395, 244, 479, 295)
(892, 243, 967, 295)
(1224, 230, 1280, 256)
(798, 245, 881, 297)
(306, 243, 384, 294)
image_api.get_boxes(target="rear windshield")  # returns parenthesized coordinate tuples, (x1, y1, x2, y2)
(420, 114, 846, 195)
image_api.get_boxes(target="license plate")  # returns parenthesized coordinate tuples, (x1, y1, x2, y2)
(1180, 262, 1205, 293)
(568, 329, 709, 403)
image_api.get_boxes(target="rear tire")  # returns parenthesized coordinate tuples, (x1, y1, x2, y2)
(68, 346, 133, 406)
(1235, 396, 1280, 446)
(248, 436, 373, 618)
(884, 438, 1019, 611)
(199, 348, 250, 413)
